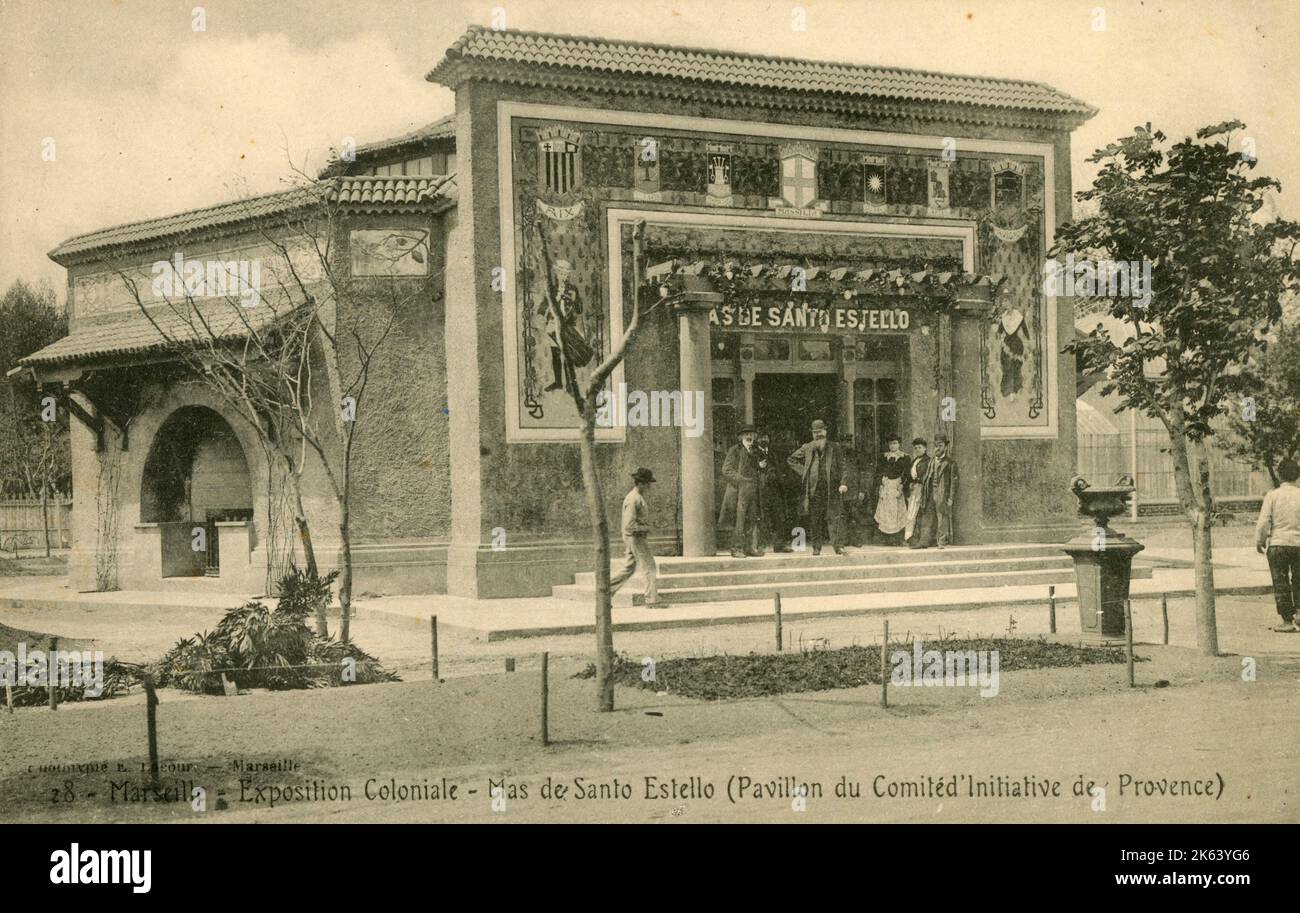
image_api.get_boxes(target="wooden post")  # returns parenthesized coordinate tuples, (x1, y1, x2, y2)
(1161, 593, 1169, 645)
(144, 679, 160, 788)
(505, 658, 516, 673)
(540, 651, 550, 747)
(880, 620, 889, 709)
(48, 637, 58, 711)
(5, 683, 13, 714)
(1124, 598, 1135, 688)
(430, 616, 439, 683)
(774, 592, 783, 652)
(1048, 585, 1057, 635)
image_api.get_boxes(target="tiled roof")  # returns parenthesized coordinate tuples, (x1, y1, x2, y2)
(352, 114, 455, 158)
(319, 115, 456, 177)
(49, 175, 456, 265)
(332, 175, 450, 206)
(428, 26, 1096, 122)
(19, 302, 293, 369)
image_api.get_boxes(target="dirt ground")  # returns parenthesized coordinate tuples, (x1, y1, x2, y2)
(0, 554, 67, 577)
(1, 639, 1295, 824)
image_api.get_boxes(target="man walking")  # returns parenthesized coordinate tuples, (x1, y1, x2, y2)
(787, 419, 851, 555)
(610, 467, 661, 606)
(929, 435, 959, 549)
(719, 424, 764, 558)
(1256, 458, 1300, 633)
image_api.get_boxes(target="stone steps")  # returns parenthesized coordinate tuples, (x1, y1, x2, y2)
(572, 554, 1075, 589)
(552, 545, 1154, 607)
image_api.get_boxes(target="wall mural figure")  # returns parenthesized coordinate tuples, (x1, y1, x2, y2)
(997, 306, 1030, 400)
(538, 254, 591, 402)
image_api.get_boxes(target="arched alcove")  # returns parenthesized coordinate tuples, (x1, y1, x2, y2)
(140, 405, 253, 576)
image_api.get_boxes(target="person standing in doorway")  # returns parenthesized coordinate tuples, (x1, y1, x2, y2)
(610, 467, 661, 607)
(787, 419, 851, 555)
(1256, 458, 1300, 633)
(874, 434, 910, 545)
(930, 435, 959, 549)
(756, 430, 793, 553)
(905, 437, 936, 549)
(719, 425, 764, 558)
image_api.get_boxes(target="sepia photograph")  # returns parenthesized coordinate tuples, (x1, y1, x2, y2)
(0, 0, 1295, 879)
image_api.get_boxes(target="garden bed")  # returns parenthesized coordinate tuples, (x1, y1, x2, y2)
(578, 638, 1136, 701)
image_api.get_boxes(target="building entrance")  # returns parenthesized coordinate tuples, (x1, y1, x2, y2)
(753, 373, 839, 457)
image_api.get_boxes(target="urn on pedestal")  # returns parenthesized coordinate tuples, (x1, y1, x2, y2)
(1060, 475, 1144, 637)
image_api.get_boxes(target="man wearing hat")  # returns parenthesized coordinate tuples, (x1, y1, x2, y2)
(787, 419, 852, 555)
(718, 424, 765, 558)
(756, 429, 794, 553)
(610, 467, 661, 606)
(929, 435, 959, 548)
(905, 437, 936, 549)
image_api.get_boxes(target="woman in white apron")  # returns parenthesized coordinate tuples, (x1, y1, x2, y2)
(873, 435, 910, 545)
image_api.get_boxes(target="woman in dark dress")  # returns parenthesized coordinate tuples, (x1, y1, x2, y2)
(873, 434, 910, 545)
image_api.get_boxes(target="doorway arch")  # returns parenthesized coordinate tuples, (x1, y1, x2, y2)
(140, 405, 253, 576)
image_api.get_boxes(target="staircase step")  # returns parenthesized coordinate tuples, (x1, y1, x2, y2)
(572, 555, 1076, 589)
(655, 543, 1066, 575)
(552, 563, 1153, 606)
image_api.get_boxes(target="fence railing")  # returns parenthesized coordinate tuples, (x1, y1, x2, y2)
(0, 497, 73, 549)
(1077, 432, 1270, 505)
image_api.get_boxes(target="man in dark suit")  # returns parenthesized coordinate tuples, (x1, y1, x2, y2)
(718, 424, 765, 558)
(929, 435, 959, 548)
(787, 419, 852, 555)
(756, 430, 794, 552)
(905, 436, 936, 549)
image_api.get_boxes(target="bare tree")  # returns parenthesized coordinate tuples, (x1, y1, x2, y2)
(109, 177, 438, 639)
(549, 219, 683, 712)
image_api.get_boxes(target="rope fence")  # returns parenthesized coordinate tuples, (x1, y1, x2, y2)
(3, 585, 1190, 770)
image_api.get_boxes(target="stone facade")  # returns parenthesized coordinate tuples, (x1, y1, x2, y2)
(433, 50, 1088, 597)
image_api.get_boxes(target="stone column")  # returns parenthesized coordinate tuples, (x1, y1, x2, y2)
(675, 292, 717, 557)
(950, 296, 992, 545)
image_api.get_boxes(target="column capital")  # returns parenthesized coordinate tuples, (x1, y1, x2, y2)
(951, 287, 997, 316)
(661, 274, 724, 316)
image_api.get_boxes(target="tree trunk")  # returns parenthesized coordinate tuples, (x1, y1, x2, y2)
(579, 402, 615, 712)
(282, 463, 325, 637)
(338, 509, 353, 644)
(1167, 426, 1220, 655)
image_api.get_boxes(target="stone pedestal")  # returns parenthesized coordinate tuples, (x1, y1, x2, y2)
(1061, 482, 1144, 637)
(1062, 533, 1144, 636)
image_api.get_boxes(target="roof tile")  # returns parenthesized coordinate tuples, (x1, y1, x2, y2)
(428, 26, 1095, 119)
(49, 175, 455, 264)
(19, 302, 291, 368)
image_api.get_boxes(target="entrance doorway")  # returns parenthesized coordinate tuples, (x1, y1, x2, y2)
(753, 373, 839, 456)
(140, 405, 253, 578)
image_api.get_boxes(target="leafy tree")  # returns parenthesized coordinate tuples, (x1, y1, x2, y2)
(1222, 315, 1300, 484)
(1057, 121, 1300, 655)
(0, 280, 70, 555)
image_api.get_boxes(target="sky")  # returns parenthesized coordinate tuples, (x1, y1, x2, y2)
(1, 0, 1297, 297)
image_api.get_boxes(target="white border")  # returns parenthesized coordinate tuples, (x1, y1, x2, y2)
(498, 100, 1059, 442)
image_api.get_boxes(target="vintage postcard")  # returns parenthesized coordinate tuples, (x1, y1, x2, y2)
(0, 0, 1295, 865)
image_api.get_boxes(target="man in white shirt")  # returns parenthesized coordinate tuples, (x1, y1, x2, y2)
(1255, 458, 1300, 633)
(610, 467, 661, 607)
